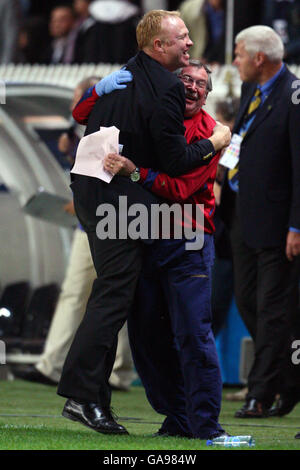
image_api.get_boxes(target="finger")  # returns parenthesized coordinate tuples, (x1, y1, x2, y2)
(106, 158, 118, 167)
(119, 70, 133, 79)
(110, 155, 123, 163)
(117, 75, 133, 85)
(106, 153, 119, 160)
(104, 158, 113, 167)
(118, 76, 132, 84)
(103, 160, 113, 170)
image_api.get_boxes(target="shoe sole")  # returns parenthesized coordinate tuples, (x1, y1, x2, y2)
(62, 410, 129, 435)
(269, 410, 292, 417)
(269, 403, 299, 417)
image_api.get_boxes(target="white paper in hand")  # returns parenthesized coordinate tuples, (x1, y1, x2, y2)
(71, 126, 120, 183)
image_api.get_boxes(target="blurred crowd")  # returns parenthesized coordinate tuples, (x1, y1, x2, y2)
(0, 0, 300, 66)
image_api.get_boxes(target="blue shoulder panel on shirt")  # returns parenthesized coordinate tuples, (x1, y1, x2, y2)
(77, 86, 95, 106)
(142, 169, 159, 190)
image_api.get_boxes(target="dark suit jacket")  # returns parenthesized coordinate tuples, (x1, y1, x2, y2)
(71, 51, 215, 233)
(221, 66, 300, 248)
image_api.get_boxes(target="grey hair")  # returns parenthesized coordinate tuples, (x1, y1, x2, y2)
(175, 59, 213, 92)
(235, 25, 284, 62)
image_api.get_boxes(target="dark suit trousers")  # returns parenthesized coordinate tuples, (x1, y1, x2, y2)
(128, 236, 224, 438)
(57, 232, 143, 406)
(229, 206, 299, 407)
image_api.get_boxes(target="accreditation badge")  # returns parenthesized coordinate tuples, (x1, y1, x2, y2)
(219, 133, 242, 169)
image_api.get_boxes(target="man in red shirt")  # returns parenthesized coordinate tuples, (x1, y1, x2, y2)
(72, 61, 231, 439)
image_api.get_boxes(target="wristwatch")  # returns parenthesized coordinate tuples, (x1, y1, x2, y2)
(130, 167, 140, 182)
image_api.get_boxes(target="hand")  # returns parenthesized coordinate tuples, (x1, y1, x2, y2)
(58, 133, 71, 153)
(213, 181, 222, 206)
(209, 123, 231, 151)
(103, 153, 136, 176)
(286, 230, 300, 261)
(63, 200, 75, 215)
(95, 69, 133, 96)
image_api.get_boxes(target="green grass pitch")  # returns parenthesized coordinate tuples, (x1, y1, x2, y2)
(0, 380, 299, 450)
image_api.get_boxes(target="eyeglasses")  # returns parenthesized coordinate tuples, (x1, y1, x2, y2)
(179, 74, 207, 90)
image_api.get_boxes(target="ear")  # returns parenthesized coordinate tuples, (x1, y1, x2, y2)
(153, 37, 165, 53)
(254, 51, 265, 67)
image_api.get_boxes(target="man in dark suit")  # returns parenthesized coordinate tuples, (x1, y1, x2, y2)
(221, 25, 300, 418)
(57, 10, 229, 434)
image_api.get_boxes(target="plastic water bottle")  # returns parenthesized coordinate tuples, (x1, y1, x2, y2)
(206, 435, 255, 447)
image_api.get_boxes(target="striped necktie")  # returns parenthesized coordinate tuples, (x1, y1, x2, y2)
(228, 88, 262, 188)
(246, 88, 262, 120)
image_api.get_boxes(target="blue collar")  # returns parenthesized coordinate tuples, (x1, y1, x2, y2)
(257, 63, 285, 99)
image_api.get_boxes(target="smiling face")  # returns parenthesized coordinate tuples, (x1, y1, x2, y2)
(233, 41, 259, 82)
(179, 66, 209, 118)
(159, 16, 193, 71)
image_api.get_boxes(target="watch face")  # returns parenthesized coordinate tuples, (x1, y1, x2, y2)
(130, 170, 140, 182)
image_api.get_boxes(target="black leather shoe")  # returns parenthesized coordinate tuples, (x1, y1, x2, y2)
(11, 365, 58, 386)
(235, 398, 269, 418)
(62, 399, 129, 435)
(268, 392, 300, 417)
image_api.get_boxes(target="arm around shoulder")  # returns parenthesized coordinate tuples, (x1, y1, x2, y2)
(149, 82, 216, 177)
